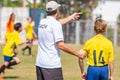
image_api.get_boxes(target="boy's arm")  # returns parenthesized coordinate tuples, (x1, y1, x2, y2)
(15, 35, 28, 45)
(78, 49, 87, 80)
(109, 61, 114, 80)
(33, 30, 38, 40)
(79, 59, 86, 80)
(19, 40, 28, 45)
(79, 59, 85, 74)
(108, 43, 114, 80)
(59, 12, 81, 25)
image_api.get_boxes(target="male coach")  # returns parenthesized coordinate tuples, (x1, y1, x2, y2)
(36, 1, 84, 80)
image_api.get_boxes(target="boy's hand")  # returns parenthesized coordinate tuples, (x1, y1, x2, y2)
(81, 72, 86, 80)
(109, 76, 113, 80)
(33, 36, 38, 40)
(25, 39, 29, 43)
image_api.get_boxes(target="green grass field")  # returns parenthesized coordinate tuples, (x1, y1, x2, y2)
(0, 44, 120, 80)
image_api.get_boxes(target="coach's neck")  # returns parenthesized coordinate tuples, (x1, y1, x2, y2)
(51, 9, 59, 20)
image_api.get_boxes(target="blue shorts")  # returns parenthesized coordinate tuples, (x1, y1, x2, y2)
(86, 65, 108, 80)
(4, 54, 17, 62)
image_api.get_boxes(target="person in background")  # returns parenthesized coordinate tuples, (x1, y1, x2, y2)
(5, 13, 19, 69)
(22, 17, 37, 56)
(6, 13, 15, 33)
(0, 23, 28, 74)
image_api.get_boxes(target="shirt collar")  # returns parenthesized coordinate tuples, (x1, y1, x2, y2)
(95, 35, 104, 38)
(47, 16, 56, 20)
(14, 31, 19, 34)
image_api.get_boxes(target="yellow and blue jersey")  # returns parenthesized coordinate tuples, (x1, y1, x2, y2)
(24, 22, 34, 39)
(83, 35, 114, 66)
(3, 31, 21, 57)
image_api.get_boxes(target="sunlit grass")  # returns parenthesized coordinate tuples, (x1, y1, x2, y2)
(0, 44, 119, 80)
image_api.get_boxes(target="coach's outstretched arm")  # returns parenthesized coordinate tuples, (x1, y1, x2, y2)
(56, 41, 84, 59)
(59, 12, 81, 25)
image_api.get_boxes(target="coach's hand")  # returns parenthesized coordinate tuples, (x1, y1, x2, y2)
(69, 12, 82, 20)
(78, 49, 87, 59)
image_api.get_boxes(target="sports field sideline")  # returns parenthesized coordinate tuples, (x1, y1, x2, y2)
(0, 44, 120, 80)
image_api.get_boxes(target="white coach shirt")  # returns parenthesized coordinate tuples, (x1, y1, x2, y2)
(36, 16, 64, 68)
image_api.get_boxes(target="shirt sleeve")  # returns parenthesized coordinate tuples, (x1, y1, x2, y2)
(108, 43, 114, 62)
(14, 33, 21, 45)
(5, 33, 9, 40)
(24, 23, 28, 29)
(83, 40, 90, 54)
(52, 22, 64, 43)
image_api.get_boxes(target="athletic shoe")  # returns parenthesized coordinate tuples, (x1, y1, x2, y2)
(0, 64, 5, 74)
(7, 66, 13, 69)
(28, 54, 34, 57)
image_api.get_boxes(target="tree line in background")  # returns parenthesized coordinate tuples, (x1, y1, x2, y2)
(0, 0, 99, 20)
(0, 0, 120, 21)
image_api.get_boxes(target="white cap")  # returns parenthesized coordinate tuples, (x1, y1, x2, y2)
(46, 1, 61, 11)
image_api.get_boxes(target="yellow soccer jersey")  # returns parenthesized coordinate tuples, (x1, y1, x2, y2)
(83, 35, 114, 66)
(5, 33, 11, 42)
(24, 22, 34, 39)
(3, 31, 21, 57)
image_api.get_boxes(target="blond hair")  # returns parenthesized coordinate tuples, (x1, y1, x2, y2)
(94, 19, 107, 34)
